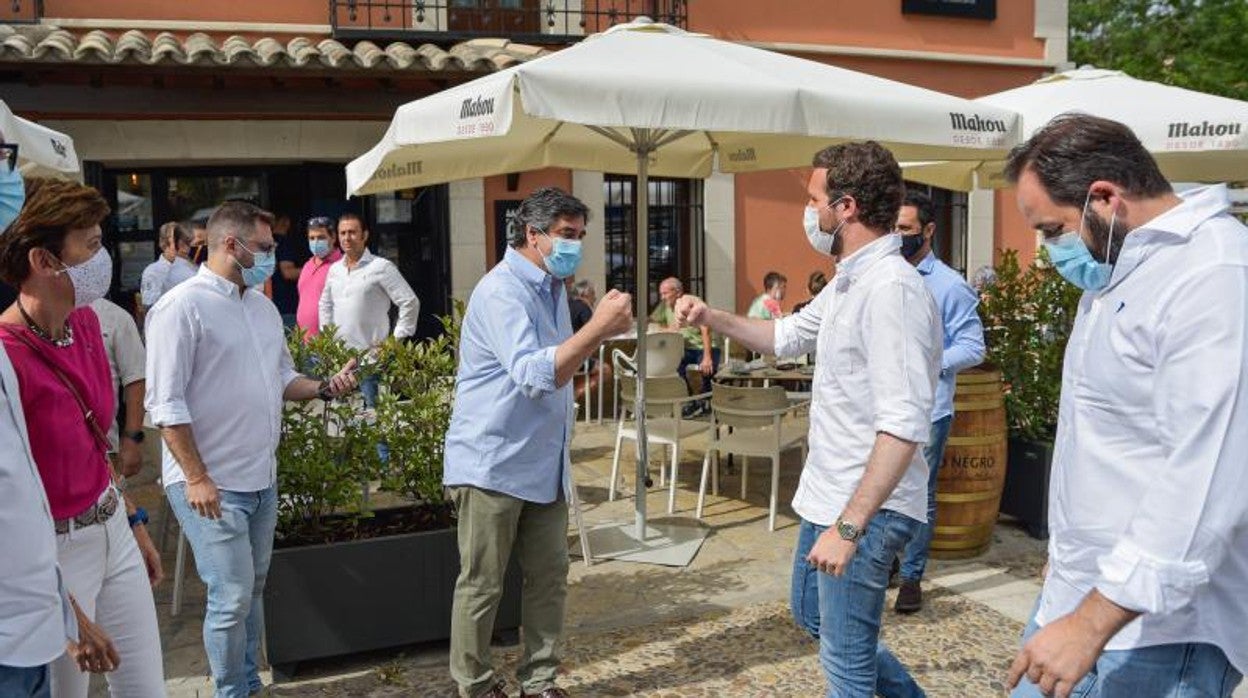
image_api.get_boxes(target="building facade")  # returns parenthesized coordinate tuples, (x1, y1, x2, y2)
(1, 0, 1066, 328)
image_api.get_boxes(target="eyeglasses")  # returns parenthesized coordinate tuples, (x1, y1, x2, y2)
(1, 143, 18, 174)
(308, 216, 335, 229)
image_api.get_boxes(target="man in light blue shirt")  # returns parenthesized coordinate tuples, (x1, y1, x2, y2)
(443, 187, 631, 698)
(891, 190, 986, 613)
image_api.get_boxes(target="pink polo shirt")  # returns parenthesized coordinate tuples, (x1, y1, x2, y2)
(296, 247, 343, 337)
(0, 308, 114, 520)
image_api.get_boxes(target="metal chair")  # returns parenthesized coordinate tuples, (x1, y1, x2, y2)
(609, 374, 711, 514)
(697, 383, 809, 531)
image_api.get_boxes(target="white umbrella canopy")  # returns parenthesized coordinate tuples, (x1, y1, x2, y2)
(347, 21, 1020, 195)
(904, 67, 1248, 191)
(0, 100, 80, 176)
(348, 19, 1021, 548)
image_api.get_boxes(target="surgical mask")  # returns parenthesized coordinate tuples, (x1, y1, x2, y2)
(803, 199, 845, 258)
(540, 231, 582, 279)
(899, 233, 924, 259)
(235, 241, 276, 288)
(1042, 192, 1114, 291)
(309, 239, 331, 259)
(58, 247, 113, 307)
(0, 165, 24, 232)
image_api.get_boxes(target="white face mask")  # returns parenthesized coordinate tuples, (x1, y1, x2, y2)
(803, 198, 846, 258)
(58, 247, 113, 308)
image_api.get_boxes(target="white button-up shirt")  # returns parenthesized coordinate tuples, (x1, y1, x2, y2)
(140, 255, 196, 307)
(0, 345, 76, 666)
(774, 234, 942, 526)
(145, 266, 301, 492)
(318, 250, 420, 350)
(90, 298, 146, 450)
(1037, 185, 1248, 673)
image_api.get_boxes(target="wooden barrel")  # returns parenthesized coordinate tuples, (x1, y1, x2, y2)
(929, 366, 1008, 559)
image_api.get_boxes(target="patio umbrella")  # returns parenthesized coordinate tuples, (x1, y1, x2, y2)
(347, 19, 1021, 554)
(903, 67, 1248, 190)
(0, 100, 80, 175)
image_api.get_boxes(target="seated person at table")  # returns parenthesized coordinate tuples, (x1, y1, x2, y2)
(567, 277, 611, 409)
(650, 276, 718, 415)
(747, 271, 786, 319)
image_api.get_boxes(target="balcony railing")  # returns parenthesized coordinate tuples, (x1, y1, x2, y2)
(2, 0, 43, 24)
(329, 0, 688, 44)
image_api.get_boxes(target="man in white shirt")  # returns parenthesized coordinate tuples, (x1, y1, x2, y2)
(89, 298, 147, 477)
(138, 221, 195, 317)
(145, 201, 358, 698)
(676, 142, 941, 697)
(318, 212, 419, 457)
(1003, 115, 1247, 698)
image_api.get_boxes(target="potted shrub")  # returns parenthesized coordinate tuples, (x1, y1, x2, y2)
(978, 249, 1081, 539)
(263, 308, 520, 676)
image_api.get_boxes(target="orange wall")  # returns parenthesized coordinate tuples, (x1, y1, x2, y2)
(42, 0, 325, 25)
(690, 0, 1047, 60)
(995, 189, 1040, 266)
(483, 168, 573, 267)
(734, 169, 835, 314)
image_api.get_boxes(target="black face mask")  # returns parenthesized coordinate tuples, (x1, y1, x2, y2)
(190, 244, 207, 263)
(900, 234, 925, 259)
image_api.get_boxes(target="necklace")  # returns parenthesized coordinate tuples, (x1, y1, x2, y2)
(17, 298, 73, 348)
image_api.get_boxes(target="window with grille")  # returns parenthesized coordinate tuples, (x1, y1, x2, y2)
(603, 175, 705, 313)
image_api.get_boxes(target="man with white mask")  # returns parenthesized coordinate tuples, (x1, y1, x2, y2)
(1003, 114, 1247, 698)
(443, 187, 632, 698)
(675, 143, 942, 697)
(145, 201, 359, 697)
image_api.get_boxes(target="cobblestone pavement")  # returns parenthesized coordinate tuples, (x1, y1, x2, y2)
(109, 421, 1072, 697)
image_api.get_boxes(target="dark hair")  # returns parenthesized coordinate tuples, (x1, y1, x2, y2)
(206, 201, 275, 248)
(807, 270, 827, 295)
(0, 177, 111, 286)
(337, 212, 366, 230)
(902, 190, 935, 230)
(507, 187, 591, 249)
(307, 216, 336, 235)
(763, 271, 787, 290)
(1004, 113, 1172, 208)
(811, 141, 904, 233)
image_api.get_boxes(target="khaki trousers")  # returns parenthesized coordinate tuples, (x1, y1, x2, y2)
(449, 486, 570, 698)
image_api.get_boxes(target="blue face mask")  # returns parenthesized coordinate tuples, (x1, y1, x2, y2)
(309, 239, 331, 259)
(540, 231, 582, 279)
(1042, 191, 1114, 292)
(235, 241, 276, 288)
(0, 165, 25, 232)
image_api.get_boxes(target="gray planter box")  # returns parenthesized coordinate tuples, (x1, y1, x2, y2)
(264, 523, 521, 675)
(1000, 436, 1054, 539)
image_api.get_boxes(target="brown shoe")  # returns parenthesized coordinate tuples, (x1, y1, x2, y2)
(521, 688, 570, 698)
(476, 682, 509, 698)
(894, 579, 922, 614)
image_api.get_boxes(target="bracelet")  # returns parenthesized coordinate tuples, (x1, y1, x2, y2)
(128, 507, 149, 528)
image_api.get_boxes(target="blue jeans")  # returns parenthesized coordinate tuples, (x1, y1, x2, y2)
(676, 347, 721, 393)
(359, 374, 391, 464)
(790, 512, 926, 698)
(0, 665, 49, 698)
(168, 483, 278, 698)
(1011, 607, 1243, 697)
(898, 415, 952, 582)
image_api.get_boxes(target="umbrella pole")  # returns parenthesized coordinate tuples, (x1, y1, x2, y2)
(633, 129, 652, 541)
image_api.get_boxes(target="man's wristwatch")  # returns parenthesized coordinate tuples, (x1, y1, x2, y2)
(835, 516, 863, 543)
(128, 507, 149, 528)
(316, 380, 335, 401)
(123, 429, 145, 444)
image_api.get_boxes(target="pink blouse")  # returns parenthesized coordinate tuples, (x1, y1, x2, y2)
(1, 307, 114, 520)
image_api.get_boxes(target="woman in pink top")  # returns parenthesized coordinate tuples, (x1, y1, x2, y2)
(295, 215, 343, 338)
(0, 178, 165, 697)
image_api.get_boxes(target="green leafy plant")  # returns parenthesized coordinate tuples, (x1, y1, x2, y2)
(977, 249, 1082, 441)
(275, 307, 463, 546)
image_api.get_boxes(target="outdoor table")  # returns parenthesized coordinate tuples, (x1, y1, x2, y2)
(714, 363, 815, 387)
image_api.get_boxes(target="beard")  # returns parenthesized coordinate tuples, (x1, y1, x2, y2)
(1084, 208, 1130, 265)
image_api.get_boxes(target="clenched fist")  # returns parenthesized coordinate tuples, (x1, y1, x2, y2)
(590, 289, 634, 339)
(674, 294, 711, 327)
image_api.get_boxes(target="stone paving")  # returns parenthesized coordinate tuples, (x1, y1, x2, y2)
(96, 418, 1238, 697)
